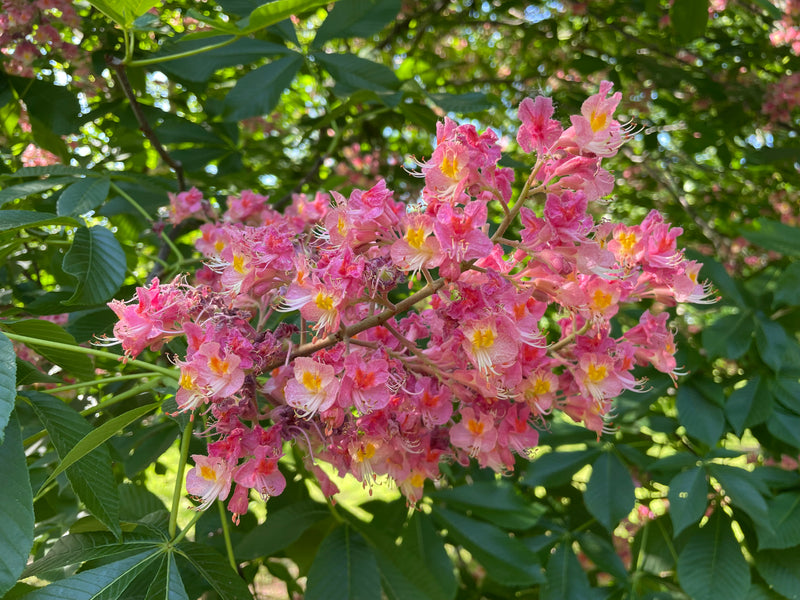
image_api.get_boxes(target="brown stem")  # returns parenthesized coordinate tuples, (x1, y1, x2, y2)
(107, 56, 186, 192)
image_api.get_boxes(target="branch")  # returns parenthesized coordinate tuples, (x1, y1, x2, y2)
(106, 56, 186, 192)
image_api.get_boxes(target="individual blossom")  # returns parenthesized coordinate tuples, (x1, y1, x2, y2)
(284, 357, 340, 417)
(185, 455, 233, 511)
(560, 80, 624, 157)
(167, 187, 208, 225)
(517, 95, 563, 154)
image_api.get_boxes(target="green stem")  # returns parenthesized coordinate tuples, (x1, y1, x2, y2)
(3, 332, 179, 380)
(169, 418, 195, 538)
(171, 510, 203, 545)
(46, 372, 159, 394)
(126, 36, 240, 67)
(218, 500, 238, 571)
(110, 181, 153, 222)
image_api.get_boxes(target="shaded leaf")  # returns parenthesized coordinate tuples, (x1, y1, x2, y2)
(0, 332, 15, 442)
(0, 412, 33, 597)
(57, 177, 111, 217)
(755, 548, 800, 599)
(757, 492, 800, 550)
(523, 448, 600, 488)
(0, 178, 75, 208)
(144, 554, 189, 600)
(314, 0, 401, 48)
(429, 92, 495, 114)
(304, 525, 381, 600)
(668, 467, 709, 537)
(430, 480, 544, 530)
(702, 311, 754, 360)
(671, 0, 708, 43)
(0, 210, 79, 232)
(583, 452, 635, 531)
(773, 262, 800, 307)
(234, 499, 330, 560)
(708, 464, 770, 527)
(767, 408, 800, 448)
(742, 219, 800, 257)
(62, 226, 127, 305)
(223, 53, 304, 122)
(315, 52, 400, 93)
(676, 511, 750, 600)
(3, 320, 94, 379)
(677, 385, 725, 446)
(725, 376, 772, 436)
(176, 542, 253, 600)
(23, 390, 121, 539)
(541, 543, 594, 600)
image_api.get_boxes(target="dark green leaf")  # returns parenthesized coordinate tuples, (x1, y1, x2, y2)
(702, 311, 754, 360)
(685, 251, 747, 309)
(726, 376, 772, 436)
(677, 385, 725, 446)
(755, 548, 800, 599)
(428, 92, 495, 114)
(57, 177, 111, 217)
(0, 332, 15, 442)
(767, 408, 800, 448)
(315, 52, 401, 93)
(541, 543, 594, 600)
(752, 0, 784, 19)
(576, 531, 628, 581)
(304, 525, 381, 600)
(314, 0, 401, 48)
(523, 448, 600, 488)
(144, 554, 189, 600)
(432, 507, 545, 586)
(3, 320, 94, 379)
(774, 262, 800, 307)
(668, 467, 709, 537)
(676, 511, 750, 600)
(671, 0, 708, 43)
(62, 226, 127, 305)
(584, 452, 635, 531)
(223, 53, 304, 122)
(757, 493, 800, 550)
(23, 390, 121, 539)
(0, 210, 79, 232)
(0, 412, 33, 597)
(21, 549, 161, 599)
(0, 178, 75, 208)
(234, 499, 330, 560)
(708, 464, 769, 527)
(770, 376, 800, 415)
(176, 542, 254, 600)
(37, 402, 161, 495)
(742, 219, 800, 257)
(430, 480, 544, 530)
(756, 314, 800, 373)
(18, 80, 82, 136)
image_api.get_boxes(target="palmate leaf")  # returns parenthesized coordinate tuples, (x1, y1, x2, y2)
(234, 499, 330, 560)
(541, 543, 594, 600)
(144, 554, 189, 600)
(756, 492, 800, 550)
(62, 225, 127, 306)
(0, 210, 79, 232)
(667, 466, 709, 536)
(304, 525, 381, 600)
(175, 542, 253, 600)
(236, 0, 334, 34)
(56, 177, 111, 217)
(22, 549, 162, 600)
(676, 511, 750, 600)
(583, 452, 635, 531)
(37, 402, 161, 495)
(23, 390, 121, 539)
(313, 0, 401, 48)
(3, 320, 94, 380)
(0, 412, 34, 597)
(0, 332, 15, 442)
(223, 53, 304, 122)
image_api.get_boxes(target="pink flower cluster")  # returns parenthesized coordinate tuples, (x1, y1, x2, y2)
(769, 0, 800, 54)
(109, 82, 713, 520)
(763, 71, 800, 123)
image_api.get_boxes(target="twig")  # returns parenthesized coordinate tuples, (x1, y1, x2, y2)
(106, 56, 186, 192)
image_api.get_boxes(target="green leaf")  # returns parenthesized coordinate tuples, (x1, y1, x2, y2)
(767, 408, 800, 448)
(234, 499, 330, 560)
(541, 543, 594, 600)
(18, 80, 82, 136)
(22, 532, 162, 578)
(176, 542, 253, 600)
(157, 37, 291, 83)
(677, 385, 725, 446)
(23, 390, 121, 539)
(702, 311, 754, 360)
(313, 0, 401, 48)
(725, 376, 773, 436)
(118, 0, 161, 27)
(432, 507, 545, 586)
(3, 320, 94, 379)
(430, 480, 544, 530)
(0, 332, 15, 442)
(62, 226, 127, 306)
(708, 464, 769, 527)
(668, 467, 709, 537)
(583, 452, 635, 531)
(671, 0, 708, 43)
(576, 531, 628, 581)
(314, 52, 401, 93)
(21, 549, 161, 599)
(87, 0, 126, 27)
(359, 514, 455, 600)
(685, 251, 747, 309)
(755, 548, 800, 599)
(753, 0, 784, 19)
(223, 53, 304, 122)
(523, 448, 600, 488)
(3, 165, 93, 178)
(237, 0, 334, 34)
(676, 511, 750, 600)
(428, 92, 495, 114)
(0, 412, 34, 597)
(742, 219, 800, 257)
(0, 210, 79, 232)
(304, 525, 381, 600)
(145, 554, 189, 600)
(57, 177, 111, 217)
(755, 314, 800, 373)
(757, 493, 800, 550)
(37, 402, 161, 496)
(0, 177, 75, 208)
(770, 376, 800, 415)
(774, 262, 800, 307)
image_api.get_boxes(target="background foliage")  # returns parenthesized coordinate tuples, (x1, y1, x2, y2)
(2, 0, 800, 598)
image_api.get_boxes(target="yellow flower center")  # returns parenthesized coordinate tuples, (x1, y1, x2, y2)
(314, 291, 334, 311)
(409, 472, 426, 488)
(232, 254, 246, 274)
(471, 327, 495, 350)
(199, 465, 217, 482)
(590, 109, 608, 133)
(406, 226, 426, 249)
(179, 371, 196, 390)
(532, 376, 551, 396)
(467, 418, 485, 436)
(441, 152, 460, 179)
(618, 231, 637, 253)
(356, 443, 376, 462)
(587, 363, 608, 383)
(301, 370, 323, 393)
(591, 288, 613, 311)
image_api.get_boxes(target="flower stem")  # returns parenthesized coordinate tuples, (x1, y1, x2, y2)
(3, 331, 179, 380)
(169, 417, 195, 538)
(218, 500, 237, 572)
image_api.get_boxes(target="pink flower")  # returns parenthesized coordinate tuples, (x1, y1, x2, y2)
(186, 455, 233, 510)
(517, 96, 563, 154)
(284, 358, 340, 417)
(234, 446, 286, 500)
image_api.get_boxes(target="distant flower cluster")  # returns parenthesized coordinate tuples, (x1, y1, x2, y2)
(108, 83, 713, 520)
